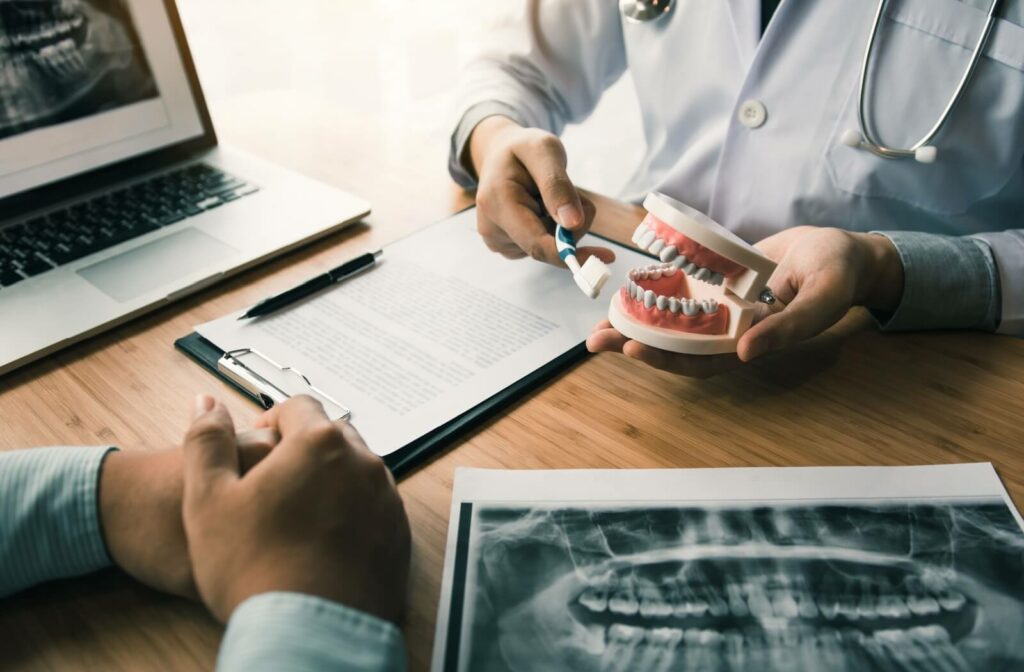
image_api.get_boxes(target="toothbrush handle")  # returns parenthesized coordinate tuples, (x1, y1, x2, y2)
(554, 225, 582, 273)
(554, 225, 577, 262)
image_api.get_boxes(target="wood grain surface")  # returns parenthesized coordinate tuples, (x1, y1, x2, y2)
(1, 91, 1022, 672)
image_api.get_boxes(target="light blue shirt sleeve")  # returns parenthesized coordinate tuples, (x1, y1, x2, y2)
(0, 447, 407, 670)
(0, 446, 114, 598)
(220, 592, 407, 672)
(872, 231, 1001, 332)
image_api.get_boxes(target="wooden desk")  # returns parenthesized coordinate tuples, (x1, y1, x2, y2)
(2, 91, 1023, 671)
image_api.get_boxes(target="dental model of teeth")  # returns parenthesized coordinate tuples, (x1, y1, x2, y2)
(608, 193, 777, 355)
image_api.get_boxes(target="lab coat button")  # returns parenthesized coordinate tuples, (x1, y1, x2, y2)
(738, 100, 767, 129)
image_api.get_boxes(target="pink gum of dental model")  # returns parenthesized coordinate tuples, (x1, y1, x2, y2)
(618, 273, 730, 336)
(640, 213, 747, 279)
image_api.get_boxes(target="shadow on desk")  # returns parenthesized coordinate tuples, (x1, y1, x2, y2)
(0, 570, 216, 672)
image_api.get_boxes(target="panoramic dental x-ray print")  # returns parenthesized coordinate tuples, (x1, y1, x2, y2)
(0, 0, 157, 140)
(450, 500, 1024, 671)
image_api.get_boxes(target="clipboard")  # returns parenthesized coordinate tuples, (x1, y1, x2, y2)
(175, 207, 652, 478)
(175, 330, 587, 477)
(214, 346, 351, 420)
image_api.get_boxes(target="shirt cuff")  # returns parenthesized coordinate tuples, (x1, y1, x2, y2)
(0, 446, 115, 598)
(219, 592, 406, 672)
(869, 231, 1000, 332)
(448, 101, 527, 190)
(970, 229, 1024, 335)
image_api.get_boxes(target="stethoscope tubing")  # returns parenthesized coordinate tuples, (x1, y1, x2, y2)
(854, 0, 1003, 159)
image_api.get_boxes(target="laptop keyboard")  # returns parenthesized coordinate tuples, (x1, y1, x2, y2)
(0, 164, 258, 289)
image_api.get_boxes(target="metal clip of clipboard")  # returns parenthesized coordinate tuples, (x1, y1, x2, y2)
(216, 348, 351, 420)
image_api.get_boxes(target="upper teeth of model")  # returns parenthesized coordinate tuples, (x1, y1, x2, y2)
(631, 223, 725, 286)
(627, 266, 719, 315)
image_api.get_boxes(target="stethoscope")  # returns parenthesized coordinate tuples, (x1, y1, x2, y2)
(842, 0, 1005, 163)
(620, 0, 1005, 165)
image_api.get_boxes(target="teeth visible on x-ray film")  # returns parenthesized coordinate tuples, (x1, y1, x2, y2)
(0, 0, 158, 141)
(453, 501, 1024, 671)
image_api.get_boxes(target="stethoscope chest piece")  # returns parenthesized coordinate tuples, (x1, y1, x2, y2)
(620, 0, 673, 23)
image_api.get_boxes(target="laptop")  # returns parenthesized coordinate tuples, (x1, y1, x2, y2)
(0, 0, 370, 376)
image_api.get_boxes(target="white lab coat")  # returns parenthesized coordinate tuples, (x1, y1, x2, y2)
(456, 0, 1024, 334)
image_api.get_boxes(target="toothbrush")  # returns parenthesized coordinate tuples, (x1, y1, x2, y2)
(555, 224, 610, 299)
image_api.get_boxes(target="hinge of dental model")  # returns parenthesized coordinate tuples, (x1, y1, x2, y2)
(556, 224, 610, 299)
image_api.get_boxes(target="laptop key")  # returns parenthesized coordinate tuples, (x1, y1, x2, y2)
(2, 224, 27, 243)
(203, 180, 248, 197)
(15, 255, 55, 277)
(159, 213, 186, 226)
(195, 196, 224, 210)
(28, 237, 54, 254)
(5, 246, 31, 262)
(0, 269, 23, 287)
(48, 243, 79, 265)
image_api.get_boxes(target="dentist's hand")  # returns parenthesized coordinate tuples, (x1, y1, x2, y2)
(738, 227, 902, 360)
(468, 115, 613, 266)
(182, 395, 410, 624)
(587, 227, 903, 376)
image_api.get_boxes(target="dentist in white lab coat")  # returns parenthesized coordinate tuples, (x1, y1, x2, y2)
(448, 0, 1024, 376)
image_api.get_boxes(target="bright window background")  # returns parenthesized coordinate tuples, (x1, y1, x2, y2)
(176, 0, 643, 198)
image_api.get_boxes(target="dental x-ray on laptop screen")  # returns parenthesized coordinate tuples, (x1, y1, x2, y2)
(0, 0, 370, 376)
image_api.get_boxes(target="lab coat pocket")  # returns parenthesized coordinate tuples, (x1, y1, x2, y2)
(824, 0, 1024, 216)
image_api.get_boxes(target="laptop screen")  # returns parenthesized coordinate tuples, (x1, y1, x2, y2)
(0, 0, 206, 200)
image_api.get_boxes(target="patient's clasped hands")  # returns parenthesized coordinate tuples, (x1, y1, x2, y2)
(97, 395, 411, 624)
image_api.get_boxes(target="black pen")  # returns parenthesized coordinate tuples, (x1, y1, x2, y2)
(238, 249, 382, 320)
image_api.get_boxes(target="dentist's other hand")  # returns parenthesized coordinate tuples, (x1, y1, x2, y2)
(98, 428, 278, 599)
(587, 227, 903, 375)
(182, 395, 410, 624)
(737, 227, 902, 361)
(468, 115, 613, 266)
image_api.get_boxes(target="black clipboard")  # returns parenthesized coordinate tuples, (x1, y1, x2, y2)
(175, 332, 586, 477)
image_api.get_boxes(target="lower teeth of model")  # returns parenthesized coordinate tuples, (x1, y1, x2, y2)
(629, 282, 718, 315)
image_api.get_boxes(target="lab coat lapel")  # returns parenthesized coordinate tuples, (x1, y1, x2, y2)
(723, 0, 760, 69)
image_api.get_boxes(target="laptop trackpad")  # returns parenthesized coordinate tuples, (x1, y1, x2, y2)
(78, 228, 237, 303)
